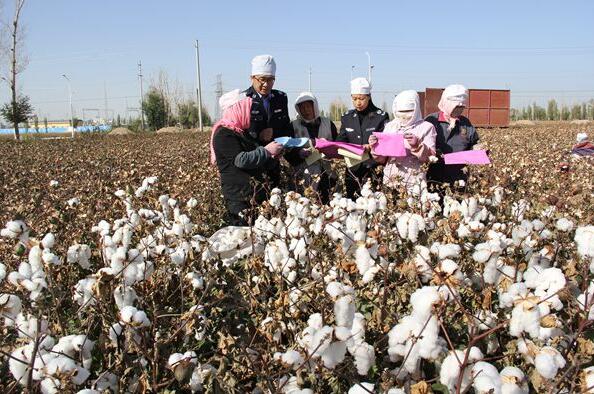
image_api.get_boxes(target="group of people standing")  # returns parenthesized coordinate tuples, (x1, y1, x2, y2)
(210, 55, 481, 226)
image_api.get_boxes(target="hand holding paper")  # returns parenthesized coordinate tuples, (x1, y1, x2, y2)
(274, 137, 310, 148)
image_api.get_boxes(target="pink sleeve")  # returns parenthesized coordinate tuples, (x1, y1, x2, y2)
(410, 124, 436, 163)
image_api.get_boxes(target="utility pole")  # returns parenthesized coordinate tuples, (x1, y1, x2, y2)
(194, 40, 204, 132)
(308, 67, 312, 92)
(138, 61, 145, 130)
(365, 52, 373, 84)
(350, 65, 355, 81)
(214, 74, 223, 121)
(62, 74, 74, 138)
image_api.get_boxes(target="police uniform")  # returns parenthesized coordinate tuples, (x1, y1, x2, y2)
(244, 86, 293, 139)
(337, 104, 389, 199)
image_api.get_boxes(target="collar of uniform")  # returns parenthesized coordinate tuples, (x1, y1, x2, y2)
(438, 111, 448, 122)
(245, 86, 275, 100)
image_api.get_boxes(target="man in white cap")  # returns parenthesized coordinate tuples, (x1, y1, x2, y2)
(337, 77, 389, 199)
(244, 54, 293, 140)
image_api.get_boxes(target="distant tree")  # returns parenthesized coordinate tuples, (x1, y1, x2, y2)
(0, 94, 33, 127)
(561, 106, 570, 121)
(571, 104, 582, 120)
(116, 114, 121, 127)
(581, 103, 588, 120)
(329, 99, 347, 122)
(2, 0, 28, 140)
(525, 105, 533, 121)
(33, 114, 38, 132)
(547, 100, 559, 121)
(43, 116, 48, 132)
(142, 88, 167, 131)
(178, 100, 212, 128)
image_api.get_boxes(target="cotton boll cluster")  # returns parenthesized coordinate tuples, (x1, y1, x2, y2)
(8, 244, 49, 300)
(202, 226, 262, 266)
(575, 226, 594, 270)
(134, 176, 158, 197)
(534, 346, 566, 379)
(500, 366, 529, 394)
(388, 286, 449, 376)
(577, 281, 594, 319)
(15, 312, 49, 338)
(278, 375, 313, 393)
(114, 284, 138, 309)
(119, 305, 150, 328)
(440, 347, 484, 393)
(355, 244, 380, 283)
(555, 217, 574, 232)
(0, 293, 22, 325)
(185, 271, 204, 290)
(0, 262, 6, 283)
(297, 313, 343, 368)
(73, 277, 97, 308)
(189, 363, 216, 392)
(67, 244, 92, 269)
(396, 212, 425, 243)
(1, 219, 29, 242)
(265, 239, 297, 281)
(168, 351, 198, 381)
(273, 349, 305, 370)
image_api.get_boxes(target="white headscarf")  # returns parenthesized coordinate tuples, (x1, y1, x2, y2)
(438, 84, 469, 130)
(294, 91, 320, 123)
(392, 90, 423, 129)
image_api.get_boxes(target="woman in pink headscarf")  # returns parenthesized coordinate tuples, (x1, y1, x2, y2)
(370, 90, 436, 192)
(425, 84, 481, 190)
(211, 89, 284, 225)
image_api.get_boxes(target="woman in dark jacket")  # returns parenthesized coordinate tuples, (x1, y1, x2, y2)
(336, 77, 389, 199)
(211, 90, 284, 226)
(425, 84, 480, 192)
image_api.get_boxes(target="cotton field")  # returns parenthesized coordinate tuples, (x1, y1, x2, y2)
(0, 124, 593, 393)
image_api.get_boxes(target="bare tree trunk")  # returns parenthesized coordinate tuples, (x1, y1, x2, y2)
(10, 0, 26, 140)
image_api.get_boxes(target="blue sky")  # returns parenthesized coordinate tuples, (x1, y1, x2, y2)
(1, 0, 593, 121)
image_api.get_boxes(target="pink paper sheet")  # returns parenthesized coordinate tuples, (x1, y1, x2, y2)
(372, 132, 407, 157)
(443, 150, 491, 165)
(314, 138, 366, 158)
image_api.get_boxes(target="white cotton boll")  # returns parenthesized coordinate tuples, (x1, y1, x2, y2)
(67, 244, 92, 269)
(42, 249, 61, 265)
(280, 350, 304, 369)
(307, 313, 323, 330)
(555, 218, 574, 232)
(440, 347, 484, 393)
(472, 361, 502, 394)
(575, 226, 594, 262)
(0, 263, 6, 282)
(67, 197, 81, 207)
(321, 341, 347, 369)
(77, 390, 101, 394)
(509, 296, 541, 338)
(387, 389, 406, 394)
(114, 189, 126, 198)
(186, 197, 198, 209)
(120, 306, 150, 328)
(326, 281, 354, 299)
(534, 347, 565, 379)
(396, 213, 409, 239)
(355, 245, 375, 277)
(15, 313, 49, 338)
(0, 293, 22, 323)
(1, 220, 29, 241)
(186, 272, 204, 290)
(534, 267, 566, 297)
(348, 382, 374, 394)
(350, 342, 375, 376)
(114, 285, 138, 309)
(41, 233, 56, 249)
(435, 243, 461, 260)
(500, 366, 529, 394)
(334, 295, 355, 328)
(108, 323, 124, 344)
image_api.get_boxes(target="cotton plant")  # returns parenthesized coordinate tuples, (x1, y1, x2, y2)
(388, 286, 450, 377)
(575, 225, 594, 270)
(1, 219, 30, 243)
(0, 293, 22, 326)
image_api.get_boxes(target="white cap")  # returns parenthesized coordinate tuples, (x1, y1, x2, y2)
(577, 132, 588, 143)
(251, 54, 276, 76)
(350, 77, 371, 95)
(219, 89, 243, 113)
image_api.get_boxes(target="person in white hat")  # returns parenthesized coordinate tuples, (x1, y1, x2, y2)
(425, 84, 481, 191)
(370, 90, 437, 192)
(337, 77, 389, 199)
(243, 54, 298, 187)
(290, 91, 339, 203)
(243, 54, 292, 140)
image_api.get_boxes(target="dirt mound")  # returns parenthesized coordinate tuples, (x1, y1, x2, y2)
(511, 120, 536, 126)
(570, 119, 591, 125)
(109, 127, 133, 135)
(156, 126, 184, 134)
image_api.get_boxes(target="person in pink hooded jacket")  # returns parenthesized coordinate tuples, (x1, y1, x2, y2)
(370, 90, 437, 191)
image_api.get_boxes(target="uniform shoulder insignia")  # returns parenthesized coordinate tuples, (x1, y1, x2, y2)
(279, 91, 286, 96)
(343, 110, 351, 116)
(377, 110, 385, 115)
